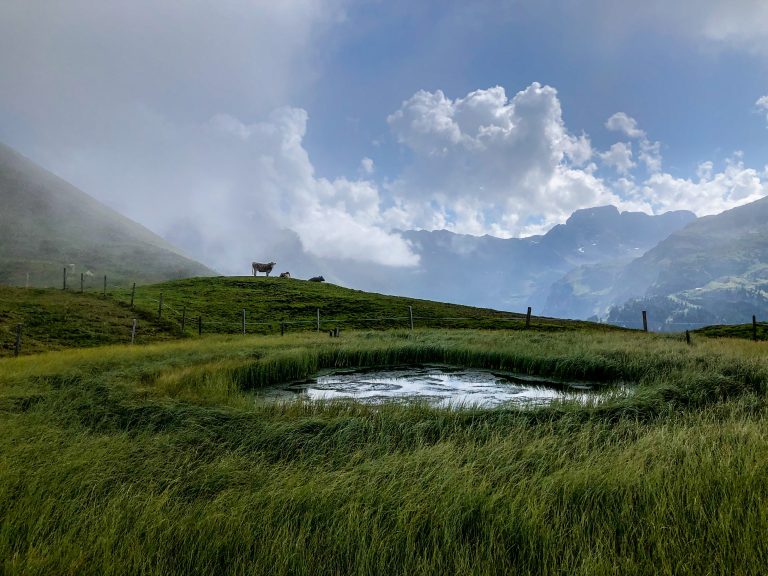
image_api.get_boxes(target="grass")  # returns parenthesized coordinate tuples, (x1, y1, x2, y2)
(0, 276, 620, 357)
(0, 286, 177, 356)
(694, 321, 768, 341)
(2, 329, 768, 574)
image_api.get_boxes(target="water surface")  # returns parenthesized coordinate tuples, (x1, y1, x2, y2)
(255, 365, 603, 408)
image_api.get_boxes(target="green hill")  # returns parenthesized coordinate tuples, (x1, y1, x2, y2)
(0, 143, 216, 287)
(607, 196, 768, 329)
(0, 276, 616, 357)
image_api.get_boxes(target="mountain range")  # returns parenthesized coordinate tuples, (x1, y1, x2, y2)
(2, 141, 767, 329)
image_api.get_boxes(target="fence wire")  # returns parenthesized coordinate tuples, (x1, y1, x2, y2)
(5, 280, 768, 355)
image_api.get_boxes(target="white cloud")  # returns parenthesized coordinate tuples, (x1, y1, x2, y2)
(184, 109, 420, 268)
(757, 95, 768, 125)
(638, 139, 662, 174)
(605, 113, 661, 174)
(627, 157, 768, 216)
(360, 157, 375, 175)
(388, 82, 768, 239)
(600, 142, 635, 175)
(387, 83, 616, 237)
(605, 113, 646, 139)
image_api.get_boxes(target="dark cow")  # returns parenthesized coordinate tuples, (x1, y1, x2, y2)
(252, 261, 276, 277)
(308, 275, 325, 282)
(279, 271, 291, 278)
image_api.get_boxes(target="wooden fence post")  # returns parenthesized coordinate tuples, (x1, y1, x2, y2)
(525, 307, 532, 329)
(685, 330, 691, 345)
(103, 275, 107, 297)
(642, 310, 648, 332)
(181, 306, 186, 335)
(131, 319, 137, 344)
(25, 272, 29, 289)
(242, 309, 246, 335)
(80, 272, 84, 293)
(14, 323, 22, 357)
(62, 267, 67, 290)
(130, 283, 136, 309)
(317, 309, 320, 332)
(158, 293, 163, 321)
(409, 306, 414, 330)
(281, 320, 285, 336)
(198, 315, 202, 336)
(753, 315, 758, 342)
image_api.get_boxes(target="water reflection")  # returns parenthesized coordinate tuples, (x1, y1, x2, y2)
(255, 365, 603, 408)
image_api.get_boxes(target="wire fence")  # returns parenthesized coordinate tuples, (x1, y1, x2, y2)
(3, 276, 768, 356)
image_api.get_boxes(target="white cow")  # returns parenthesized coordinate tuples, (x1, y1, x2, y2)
(252, 261, 276, 277)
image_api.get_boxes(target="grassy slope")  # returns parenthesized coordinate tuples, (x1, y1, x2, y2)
(0, 143, 215, 287)
(0, 276, 616, 356)
(120, 276, 608, 333)
(2, 331, 768, 574)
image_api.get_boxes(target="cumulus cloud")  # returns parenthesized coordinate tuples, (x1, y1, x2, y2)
(629, 156, 768, 215)
(600, 142, 635, 175)
(386, 83, 768, 239)
(605, 112, 661, 174)
(605, 113, 646, 139)
(181, 109, 420, 269)
(387, 83, 618, 237)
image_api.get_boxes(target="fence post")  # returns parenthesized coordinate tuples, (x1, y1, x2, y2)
(242, 309, 246, 335)
(753, 315, 758, 342)
(181, 306, 186, 335)
(103, 275, 107, 297)
(25, 272, 29, 289)
(14, 323, 22, 357)
(198, 315, 202, 336)
(525, 307, 532, 329)
(685, 330, 691, 345)
(409, 305, 414, 330)
(158, 292, 163, 321)
(317, 308, 320, 333)
(131, 319, 137, 344)
(642, 310, 648, 332)
(130, 283, 136, 309)
(281, 320, 285, 336)
(62, 267, 67, 290)
(80, 272, 84, 293)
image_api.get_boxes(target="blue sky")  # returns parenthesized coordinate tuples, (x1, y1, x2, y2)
(1, 0, 767, 272)
(304, 1, 768, 179)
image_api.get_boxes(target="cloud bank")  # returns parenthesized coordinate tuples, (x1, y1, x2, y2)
(384, 84, 768, 238)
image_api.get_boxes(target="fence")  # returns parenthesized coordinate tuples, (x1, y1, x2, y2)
(4, 279, 768, 356)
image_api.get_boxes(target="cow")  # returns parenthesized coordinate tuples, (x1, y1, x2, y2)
(308, 275, 325, 282)
(252, 261, 276, 277)
(279, 271, 291, 278)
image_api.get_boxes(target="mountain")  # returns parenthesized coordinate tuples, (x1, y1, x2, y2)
(0, 143, 215, 287)
(350, 206, 695, 314)
(607, 196, 768, 330)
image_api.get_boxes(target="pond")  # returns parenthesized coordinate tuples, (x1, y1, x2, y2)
(254, 365, 610, 408)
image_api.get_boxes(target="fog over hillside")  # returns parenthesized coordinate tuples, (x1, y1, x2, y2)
(0, 144, 215, 287)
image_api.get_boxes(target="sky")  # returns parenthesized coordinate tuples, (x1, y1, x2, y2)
(1, 0, 768, 274)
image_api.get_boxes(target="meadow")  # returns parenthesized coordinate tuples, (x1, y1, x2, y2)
(2, 327, 768, 575)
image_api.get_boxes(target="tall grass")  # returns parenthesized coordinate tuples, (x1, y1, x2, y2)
(2, 330, 768, 574)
